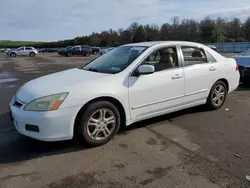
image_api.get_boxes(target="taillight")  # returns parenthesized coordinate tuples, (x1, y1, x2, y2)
(236, 64, 239, 71)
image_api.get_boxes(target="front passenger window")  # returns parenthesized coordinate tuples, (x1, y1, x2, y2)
(143, 47, 178, 72)
(17, 47, 24, 51)
(181, 46, 207, 67)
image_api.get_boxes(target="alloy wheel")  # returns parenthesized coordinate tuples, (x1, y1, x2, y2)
(212, 84, 225, 107)
(86, 108, 116, 141)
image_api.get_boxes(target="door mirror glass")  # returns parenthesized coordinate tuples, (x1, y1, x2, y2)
(138, 65, 155, 75)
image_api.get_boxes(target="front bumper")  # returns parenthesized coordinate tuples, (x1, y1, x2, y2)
(9, 98, 81, 142)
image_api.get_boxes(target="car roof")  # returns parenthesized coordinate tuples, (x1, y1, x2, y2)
(123, 41, 205, 47)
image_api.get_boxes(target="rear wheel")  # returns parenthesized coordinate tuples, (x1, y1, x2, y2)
(85, 52, 90, 56)
(29, 52, 35, 57)
(67, 52, 72, 57)
(75, 101, 121, 146)
(10, 53, 16, 57)
(206, 81, 227, 110)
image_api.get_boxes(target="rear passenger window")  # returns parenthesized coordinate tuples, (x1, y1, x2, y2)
(206, 51, 217, 62)
(181, 46, 208, 66)
(26, 47, 32, 50)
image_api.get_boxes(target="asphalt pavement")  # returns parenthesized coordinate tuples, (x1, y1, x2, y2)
(0, 53, 250, 188)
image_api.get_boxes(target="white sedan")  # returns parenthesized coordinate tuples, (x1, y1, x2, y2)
(9, 41, 240, 146)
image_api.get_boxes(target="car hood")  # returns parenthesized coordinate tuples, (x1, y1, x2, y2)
(16, 68, 109, 103)
(232, 56, 250, 67)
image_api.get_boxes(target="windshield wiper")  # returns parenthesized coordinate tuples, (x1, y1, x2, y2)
(84, 68, 99, 72)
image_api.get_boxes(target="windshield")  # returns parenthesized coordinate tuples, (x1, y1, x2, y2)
(81, 46, 148, 74)
(242, 49, 250, 56)
(65, 46, 73, 50)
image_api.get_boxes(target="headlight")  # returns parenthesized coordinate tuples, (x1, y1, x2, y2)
(24, 93, 68, 111)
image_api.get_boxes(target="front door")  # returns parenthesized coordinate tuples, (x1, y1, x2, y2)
(128, 46, 185, 120)
(180, 46, 220, 104)
(16, 47, 25, 55)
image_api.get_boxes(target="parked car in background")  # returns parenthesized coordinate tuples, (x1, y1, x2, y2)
(232, 49, 250, 84)
(57, 46, 74, 56)
(207, 45, 217, 51)
(100, 47, 115, 55)
(9, 41, 239, 146)
(6, 46, 38, 57)
(58, 45, 92, 57)
(91, 47, 101, 55)
(39, 48, 60, 53)
(0, 48, 10, 53)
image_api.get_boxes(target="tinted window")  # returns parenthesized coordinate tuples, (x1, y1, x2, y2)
(82, 46, 90, 50)
(181, 46, 207, 66)
(81, 46, 148, 74)
(71, 46, 80, 51)
(143, 47, 178, 72)
(17, 47, 24, 51)
(26, 47, 32, 50)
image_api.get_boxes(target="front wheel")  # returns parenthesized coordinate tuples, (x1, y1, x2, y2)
(29, 52, 35, 57)
(75, 101, 121, 146)
(206, 81, 227, 110)
(10, 53, 16, 57)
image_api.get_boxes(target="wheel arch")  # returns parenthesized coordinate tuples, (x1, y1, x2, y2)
(73, 96, 127, 135)
(215, 78, 229, 93)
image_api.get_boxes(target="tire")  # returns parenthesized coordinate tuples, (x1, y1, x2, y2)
(10, 53, 16, 57)
(29, 52, 35, 57)
(67, 53, 72, 57)
(206, 81, 227, 110)
(93, 51, 97, 55)
(75, 101, 121, 146)
(85, 52, 90, 56)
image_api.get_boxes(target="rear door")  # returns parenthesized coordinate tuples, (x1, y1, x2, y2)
(80, 46, 88, 55)
(179, 45, 220, 104)
(24, 47, 32, 55)
(73, 46, 81, 55)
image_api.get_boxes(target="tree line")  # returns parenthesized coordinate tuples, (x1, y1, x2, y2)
(1, 16, 250, 48)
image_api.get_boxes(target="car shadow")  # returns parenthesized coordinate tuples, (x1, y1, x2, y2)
(0, 112, 85, 164)
(236, 83, 250, 91)
(119, 105, 207, 134)
(0, 105, 206, 165)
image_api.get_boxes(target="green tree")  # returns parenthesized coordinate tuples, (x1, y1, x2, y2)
(143, 24, 160, 41)
(243, 17, 250, 41)
(200, 17, 216, 42)
(132, 26, 146, 43)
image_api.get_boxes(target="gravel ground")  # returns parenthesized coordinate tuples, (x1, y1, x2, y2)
(0, 53, 250, 188)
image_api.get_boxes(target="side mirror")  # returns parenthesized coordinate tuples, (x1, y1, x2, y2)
(138, 65, 155, 75)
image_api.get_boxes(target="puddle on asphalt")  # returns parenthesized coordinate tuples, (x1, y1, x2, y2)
(0, 72, 18, 84)
(0, 78, 18, 83)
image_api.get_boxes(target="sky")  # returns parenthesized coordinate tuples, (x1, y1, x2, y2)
(0, 0, 249, 42)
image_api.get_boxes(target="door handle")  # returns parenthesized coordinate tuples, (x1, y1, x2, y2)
(172, 74, 183, 79)
(209, 67, 217, 71)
